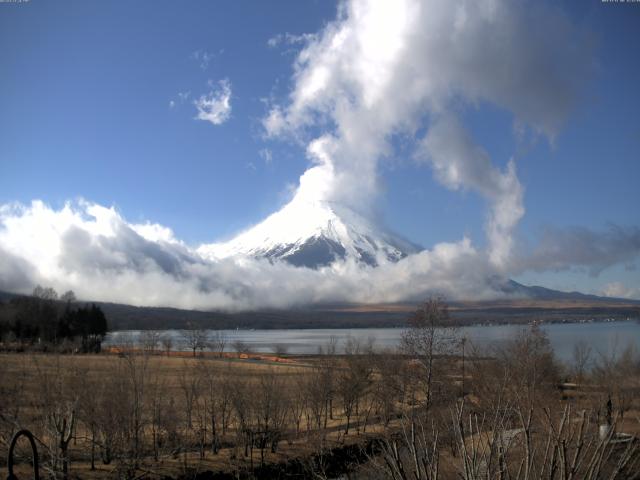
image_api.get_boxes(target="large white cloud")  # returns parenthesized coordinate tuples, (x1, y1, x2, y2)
(0, 200, 505, 309)
(264, 0, 591, 263)
(1, 200, 638, 308)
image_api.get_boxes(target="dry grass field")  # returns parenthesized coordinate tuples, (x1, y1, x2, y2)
(1, 320, 640, 479)
(1, 350, 406, 479)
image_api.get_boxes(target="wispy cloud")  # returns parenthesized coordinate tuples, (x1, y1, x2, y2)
(259, 148, 273, 165)
(190, 49, 222, 70)
(169, 91, 190, 109)
(515, 225, 640, 277)
(194, 79, 232, 126)
(267, 32, 316, 49)
(601, 282, 640, 300)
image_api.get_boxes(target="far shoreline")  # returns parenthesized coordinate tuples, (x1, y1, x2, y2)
(106, 315, 639, 333)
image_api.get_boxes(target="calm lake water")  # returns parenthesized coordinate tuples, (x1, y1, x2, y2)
(105, 320, 640, 365)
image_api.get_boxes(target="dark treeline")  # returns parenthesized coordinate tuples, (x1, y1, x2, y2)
(0, 286, 108, 352)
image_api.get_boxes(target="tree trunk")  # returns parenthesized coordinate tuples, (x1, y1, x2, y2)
(211, 414, 219, 454)
(90, 428, 96, 470)
(344, 411, 351, 435)
(60, 441, 70, 480)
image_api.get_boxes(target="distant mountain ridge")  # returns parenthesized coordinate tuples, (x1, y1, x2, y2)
(499, 280, 612, 302)
(1, 286, 638, 331)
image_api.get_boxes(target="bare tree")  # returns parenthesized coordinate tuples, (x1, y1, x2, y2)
(147, 371, 164, 461)
(193, 371, 209, 461)
(290, 372, 308, 438)
(501, 325, 560, 409)
(0, 356, 27, 455)
(210, 330, 228, 357)
(33, 284, 58, 301)
(592, 341, 640, 424)
(182, 327, 209, 357)
(377, 413, 440, 480)
(253, 369, 290, 465)
(304, 366, 327, 434)
(371, 350, 405, 427)
(60, 290, 76, 304)
(453, 400, 640, 480)
(198, 361, 222, 454)
(401, 296, 458, 411)
(317, 336, 338, 425)
(161, 334, 173, 356)
(93, 360, 128, 465)
(78, 372, 101, 470)
(232, 339, 250, 358)
(377, 396, 640, 480)
(115, 332, 135, 354)
(219, 365, 234, 436)
(121, 351, 150, 474)
(337, 338, 373, 435)
(33, 356, 82, 480)
(140, 330, 161, 354)
(272, 343, 290, 357)
(179, 361, 201, 430)
(572, 338, 592, 383)
(230, 377, 253, 462)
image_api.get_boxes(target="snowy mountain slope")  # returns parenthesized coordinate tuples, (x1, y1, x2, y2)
(197, 198, 420, 268)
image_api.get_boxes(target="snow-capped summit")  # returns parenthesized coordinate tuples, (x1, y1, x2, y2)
(197, 197, 420, 269)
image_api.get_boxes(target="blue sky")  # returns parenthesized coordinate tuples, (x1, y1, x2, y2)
(1, 1, 335, 240)
(1, 0, 639, 305)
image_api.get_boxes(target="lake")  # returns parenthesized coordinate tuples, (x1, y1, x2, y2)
(104, 320, 640, 365)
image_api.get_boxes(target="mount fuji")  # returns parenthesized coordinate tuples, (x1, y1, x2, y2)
(197, 198, 420, 269)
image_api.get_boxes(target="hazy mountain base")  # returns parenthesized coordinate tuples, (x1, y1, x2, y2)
(99, 302, 640, 331)
(2, 290, 638, 331)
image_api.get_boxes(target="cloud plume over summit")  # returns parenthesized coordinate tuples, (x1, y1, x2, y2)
(263, 0, 590, 263)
